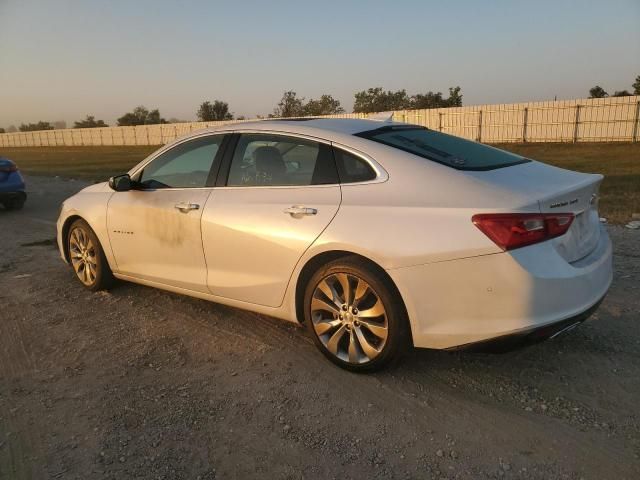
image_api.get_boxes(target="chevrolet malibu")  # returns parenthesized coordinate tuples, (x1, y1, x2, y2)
(56, 119, 612, 371)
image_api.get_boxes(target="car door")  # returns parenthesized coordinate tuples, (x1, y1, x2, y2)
(201, 132, 342, 307)
(107, 134, 226, 293)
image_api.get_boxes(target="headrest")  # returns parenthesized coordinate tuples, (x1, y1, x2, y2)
(254, 146, 285, 176)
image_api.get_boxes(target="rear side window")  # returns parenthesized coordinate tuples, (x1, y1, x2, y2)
(227, 133, 338, 186)
(356, 126, 529, 171)
(333, 148, 377, 183)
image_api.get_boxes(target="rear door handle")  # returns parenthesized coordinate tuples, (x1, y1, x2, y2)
(284, 206, 318, 216)
(174, 202, 200, 213)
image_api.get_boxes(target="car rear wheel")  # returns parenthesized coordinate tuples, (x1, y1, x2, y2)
(304, 257, 409, 372)
(67, 219, 114, 291)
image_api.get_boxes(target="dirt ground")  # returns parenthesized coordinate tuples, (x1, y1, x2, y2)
(1, 176, 639, 480)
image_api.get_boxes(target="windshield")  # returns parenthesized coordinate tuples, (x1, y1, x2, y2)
(356, 126, 530, 171)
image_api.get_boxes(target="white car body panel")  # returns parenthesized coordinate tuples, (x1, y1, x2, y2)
(201, 184, 341, 307)
(56, 181, 118, 270)
(56, 118, 613, 351)
(106, 188, 212, 292)
(388, 227, 612, 348)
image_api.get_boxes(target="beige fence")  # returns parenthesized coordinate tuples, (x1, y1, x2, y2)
(1, 96, 639, 148)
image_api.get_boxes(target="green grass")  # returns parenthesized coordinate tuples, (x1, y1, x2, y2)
(1, 143, 638, 223)
(0, 145, 160, 182)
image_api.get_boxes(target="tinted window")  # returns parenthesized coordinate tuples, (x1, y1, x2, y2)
(356, 126, 529, 171)
(227, 134, 338, 186)
(333, 148, 377, 183)
(140, 136, 223, 188)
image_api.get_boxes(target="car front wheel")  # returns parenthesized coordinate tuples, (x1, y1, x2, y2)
(304, 257, 409, 372)
(67, 219, 114, 291)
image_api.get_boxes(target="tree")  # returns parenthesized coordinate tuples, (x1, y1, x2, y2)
(353, 88, 411, 113)
(633, 75, 640, 95)
(53, 120, 67, 129)
(273, 91, 306, 117)
(612, 90, 632, 97)
(411, 91, 446, 109)
(303, 94, 345, 116)
(0, 128, 5, 134)
(445, 86, 463, 107)
(6, 125, 17, 133)
(589, 86, 608, 98)
(354, 86, 463, 113)
(145, 109, 166, 125)
(74, 115, 108, 128)
(19, 121, 54, 131)
(197, 100, 233, 121)
(117, 106, 166, 126)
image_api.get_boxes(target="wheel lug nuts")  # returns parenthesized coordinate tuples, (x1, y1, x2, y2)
(342, 305, 347, 311)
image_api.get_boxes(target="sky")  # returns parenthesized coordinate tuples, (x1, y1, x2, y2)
(1, 0, 639, 128)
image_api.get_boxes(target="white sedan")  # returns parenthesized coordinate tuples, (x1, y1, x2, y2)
(57, 119, 612, 371)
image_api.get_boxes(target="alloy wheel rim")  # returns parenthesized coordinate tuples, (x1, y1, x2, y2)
(69, 227, 97, 286)
(310, 273, 388, 364)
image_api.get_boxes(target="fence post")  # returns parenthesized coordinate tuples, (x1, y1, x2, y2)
(477, 110, 483, 142)
(438, 112, 443, 132)
(632, 101, 640, 143)
(522, 107, 528, 142)
(573, 105, 581, 143)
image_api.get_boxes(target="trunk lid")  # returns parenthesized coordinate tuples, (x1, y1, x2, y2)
(538, 174, 602, 263)
(466, 160, 603, 263)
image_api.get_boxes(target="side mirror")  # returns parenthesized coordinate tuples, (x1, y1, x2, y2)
(109, 174, 132, 192)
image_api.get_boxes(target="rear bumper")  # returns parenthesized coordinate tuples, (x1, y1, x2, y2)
(447, 295, 605, 353)
(0, 171, 26, 195)
(388, 225, 612, 349)
(0, 191, 26, 201)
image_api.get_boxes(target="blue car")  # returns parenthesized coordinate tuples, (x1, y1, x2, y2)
(0, 157, 27, 210)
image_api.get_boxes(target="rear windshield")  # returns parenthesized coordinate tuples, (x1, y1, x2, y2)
(356, 126, 529, 171)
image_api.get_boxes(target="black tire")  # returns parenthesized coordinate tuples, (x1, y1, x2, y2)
(3, 193, 26, 210)
(303, 256, 410, 372)
(67, 218, 115, 291)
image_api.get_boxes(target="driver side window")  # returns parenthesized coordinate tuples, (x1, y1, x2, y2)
(139, 135, 223, 189)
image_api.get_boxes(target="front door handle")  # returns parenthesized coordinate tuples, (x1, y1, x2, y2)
(174, 202, 200, 213)
(284, 205, 318, 217)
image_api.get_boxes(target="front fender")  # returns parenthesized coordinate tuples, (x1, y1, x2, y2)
(56, 184, 116, 270)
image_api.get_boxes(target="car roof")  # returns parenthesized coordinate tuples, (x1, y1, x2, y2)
(200, 118, 412, 138)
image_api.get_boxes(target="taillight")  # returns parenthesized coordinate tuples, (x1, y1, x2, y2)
(0, 165, 17, 173)
(472, 213, 574, 251)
